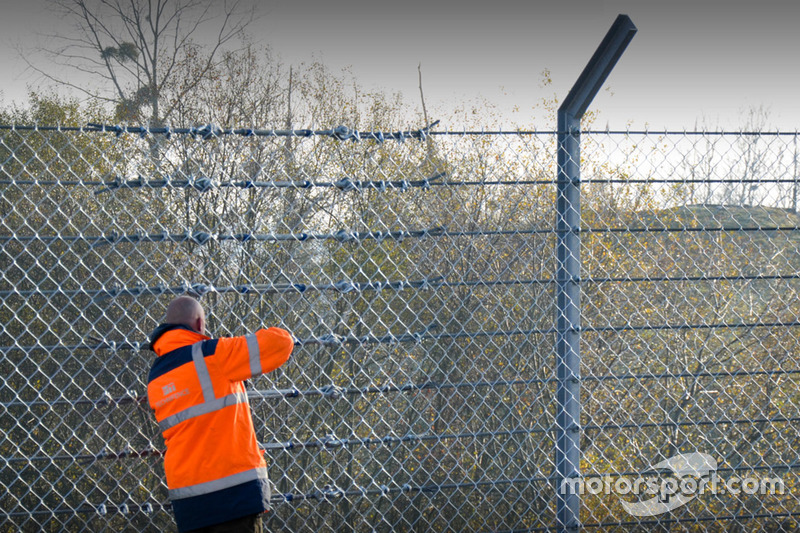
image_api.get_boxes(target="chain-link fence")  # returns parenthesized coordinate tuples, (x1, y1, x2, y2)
(1, 124, 799, 532)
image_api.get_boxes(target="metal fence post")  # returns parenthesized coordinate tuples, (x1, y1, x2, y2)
(555, 14, 637, 531)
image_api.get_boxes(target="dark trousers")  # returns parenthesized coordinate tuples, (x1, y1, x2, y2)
(186, 513, 263, 533)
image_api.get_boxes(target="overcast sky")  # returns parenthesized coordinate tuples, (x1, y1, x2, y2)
(1, 0, 799, 129)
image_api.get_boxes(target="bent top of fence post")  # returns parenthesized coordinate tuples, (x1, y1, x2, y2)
(559, 14, 637, 122)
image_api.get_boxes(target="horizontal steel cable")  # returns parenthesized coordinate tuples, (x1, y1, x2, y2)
(0, 121, 441, 140)
(4, 425, 546, 464)
(0, 472, 557, 520)
(581, 512, 800, 531)
(0, 227, 449, 245)
(501, 512, 800, 533)
(3, 176, 554, 189)
(7, 504, 799, 530)
(4, 367, 798, 411)
(583, 414, 800, 432)
(5, 224, 800, 249)
(3, 319, 799, 355)
(6, 272, 800, 300)
(92, 173, 449, 193)
(2, 125, 796, 135)
(582, 462, 800, 480)
(5, 175, 799, 189)
(429, 130, 800, 136)
(6, 414, 799, 465)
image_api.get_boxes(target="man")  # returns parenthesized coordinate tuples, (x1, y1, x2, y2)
(146, 296, 294, 533)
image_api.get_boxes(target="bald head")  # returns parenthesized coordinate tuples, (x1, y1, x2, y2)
(165, 296, 206, 335)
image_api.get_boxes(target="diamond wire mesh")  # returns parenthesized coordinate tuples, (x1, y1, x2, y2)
(0, 126, 558, 532)
(1, 126, 799, 532)
(579, 131, 800, 532)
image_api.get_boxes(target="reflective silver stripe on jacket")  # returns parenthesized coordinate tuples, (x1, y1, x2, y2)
(246, 332, 261, 377)
(169, 466, 268, 500)
(158, 390, 248, 432)
(191, 342, 215, 402)
(158, 341, 249, 432)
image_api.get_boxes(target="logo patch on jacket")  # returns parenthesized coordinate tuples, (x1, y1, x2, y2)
(155, 382, 190, 408)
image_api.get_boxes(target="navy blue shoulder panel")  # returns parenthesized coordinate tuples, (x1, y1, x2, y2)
(147, 339, 220, 383)
(148, 345, 194, 383)
(201, 338, 219, 356)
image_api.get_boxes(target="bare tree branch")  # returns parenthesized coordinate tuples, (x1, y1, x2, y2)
(31, 0, 254, 124)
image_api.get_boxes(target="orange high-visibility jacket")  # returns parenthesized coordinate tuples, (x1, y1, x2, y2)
(147, 324, 293, 532)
